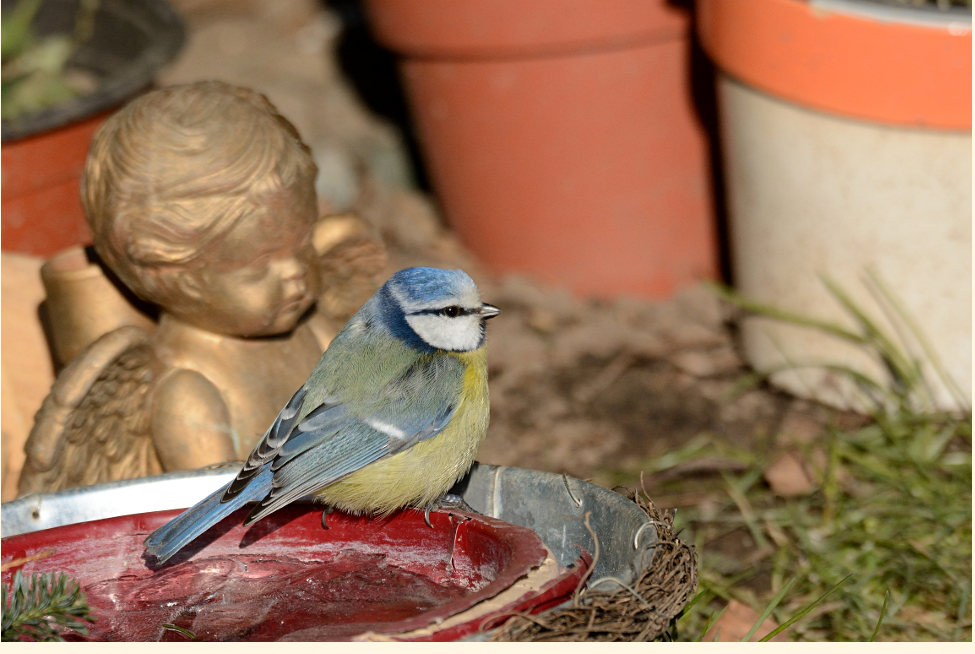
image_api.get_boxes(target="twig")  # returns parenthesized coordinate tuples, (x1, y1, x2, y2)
(1, 548, 56, 572)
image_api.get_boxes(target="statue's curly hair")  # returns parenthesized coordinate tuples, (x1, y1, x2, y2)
(82, 80, 318, 303)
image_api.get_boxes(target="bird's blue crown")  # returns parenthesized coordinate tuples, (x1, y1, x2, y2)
(385, 267, 477, 308)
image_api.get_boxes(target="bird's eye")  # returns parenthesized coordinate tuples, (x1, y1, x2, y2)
(441, 306, 462, 318)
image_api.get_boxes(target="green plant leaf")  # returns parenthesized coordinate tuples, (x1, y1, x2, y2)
(1, 0, 44, 61)
(1, 570, 94, 642)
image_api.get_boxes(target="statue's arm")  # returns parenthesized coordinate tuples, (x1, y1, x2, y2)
(150, 368, 240, 470)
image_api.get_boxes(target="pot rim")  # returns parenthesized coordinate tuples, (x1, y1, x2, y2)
(362, 0, 690, 59)
(696, 0, 972, 130)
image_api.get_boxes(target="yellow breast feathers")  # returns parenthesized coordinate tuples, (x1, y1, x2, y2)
(314, 348, 489, 514)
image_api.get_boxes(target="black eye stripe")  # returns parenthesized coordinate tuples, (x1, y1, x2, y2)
(411, 306, 474, 318)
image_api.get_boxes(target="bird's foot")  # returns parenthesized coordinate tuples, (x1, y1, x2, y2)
(321, 506, 335, 530)
(423, 493, 477, 528)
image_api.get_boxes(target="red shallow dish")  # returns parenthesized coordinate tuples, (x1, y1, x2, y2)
(1, 505, 588, 641)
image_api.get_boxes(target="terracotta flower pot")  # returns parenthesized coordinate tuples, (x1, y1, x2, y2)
(1, 113, 107, 256)
(1, 0, 184, 257)
(697, 0, 971, 412)
(363, 0, 718, 299)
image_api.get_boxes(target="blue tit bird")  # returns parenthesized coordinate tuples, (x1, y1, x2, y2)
(144, 267, 499, 565)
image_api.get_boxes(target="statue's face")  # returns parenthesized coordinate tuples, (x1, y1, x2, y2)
(175, 187, 321, 337)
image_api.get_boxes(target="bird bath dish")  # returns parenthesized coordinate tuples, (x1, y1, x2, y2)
(3, 463, 656, 641)
(1, 502, 585, 641)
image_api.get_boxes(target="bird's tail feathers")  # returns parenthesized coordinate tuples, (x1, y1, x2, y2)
(143, 468, 272, 565)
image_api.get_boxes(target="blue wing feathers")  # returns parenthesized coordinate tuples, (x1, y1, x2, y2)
(223, 386, 307, 500)
(266, 425, 388, 493)
(272, 403, 348, 468)
(144, 342, 469, 563)
(144, 467, 273, 564)
(247, 427, 390, 524)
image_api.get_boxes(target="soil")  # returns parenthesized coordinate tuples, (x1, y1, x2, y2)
(156, 0, 852, 498)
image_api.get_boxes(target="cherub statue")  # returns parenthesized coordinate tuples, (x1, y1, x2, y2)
(18, 81, 386, 495)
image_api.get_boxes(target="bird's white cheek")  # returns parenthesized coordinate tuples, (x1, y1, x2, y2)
(405, 315, 481, 351)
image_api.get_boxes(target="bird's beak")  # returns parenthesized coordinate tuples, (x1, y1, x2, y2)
(480, 303, 501, 319)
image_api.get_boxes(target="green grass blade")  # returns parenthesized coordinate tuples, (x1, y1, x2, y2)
(818, 276, 919, 392)
(708, 282, 871, 345)
(698, 604, 728, 642)
(864, 268, 970, 411)
(744, 576, 798, 641)
(162, 623, 196, 639)
(870, 589, 890, 641)
(758, 575, 852, 642)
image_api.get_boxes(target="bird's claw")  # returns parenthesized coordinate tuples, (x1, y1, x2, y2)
(422, 493, 478, 528)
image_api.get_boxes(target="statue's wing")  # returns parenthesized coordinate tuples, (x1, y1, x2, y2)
(17, 325, 160, 495)
(313, 213, 388, 322)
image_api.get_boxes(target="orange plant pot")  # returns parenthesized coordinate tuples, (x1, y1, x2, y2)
(1, 113, 105, 257)
(364, 0, 718, 299)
